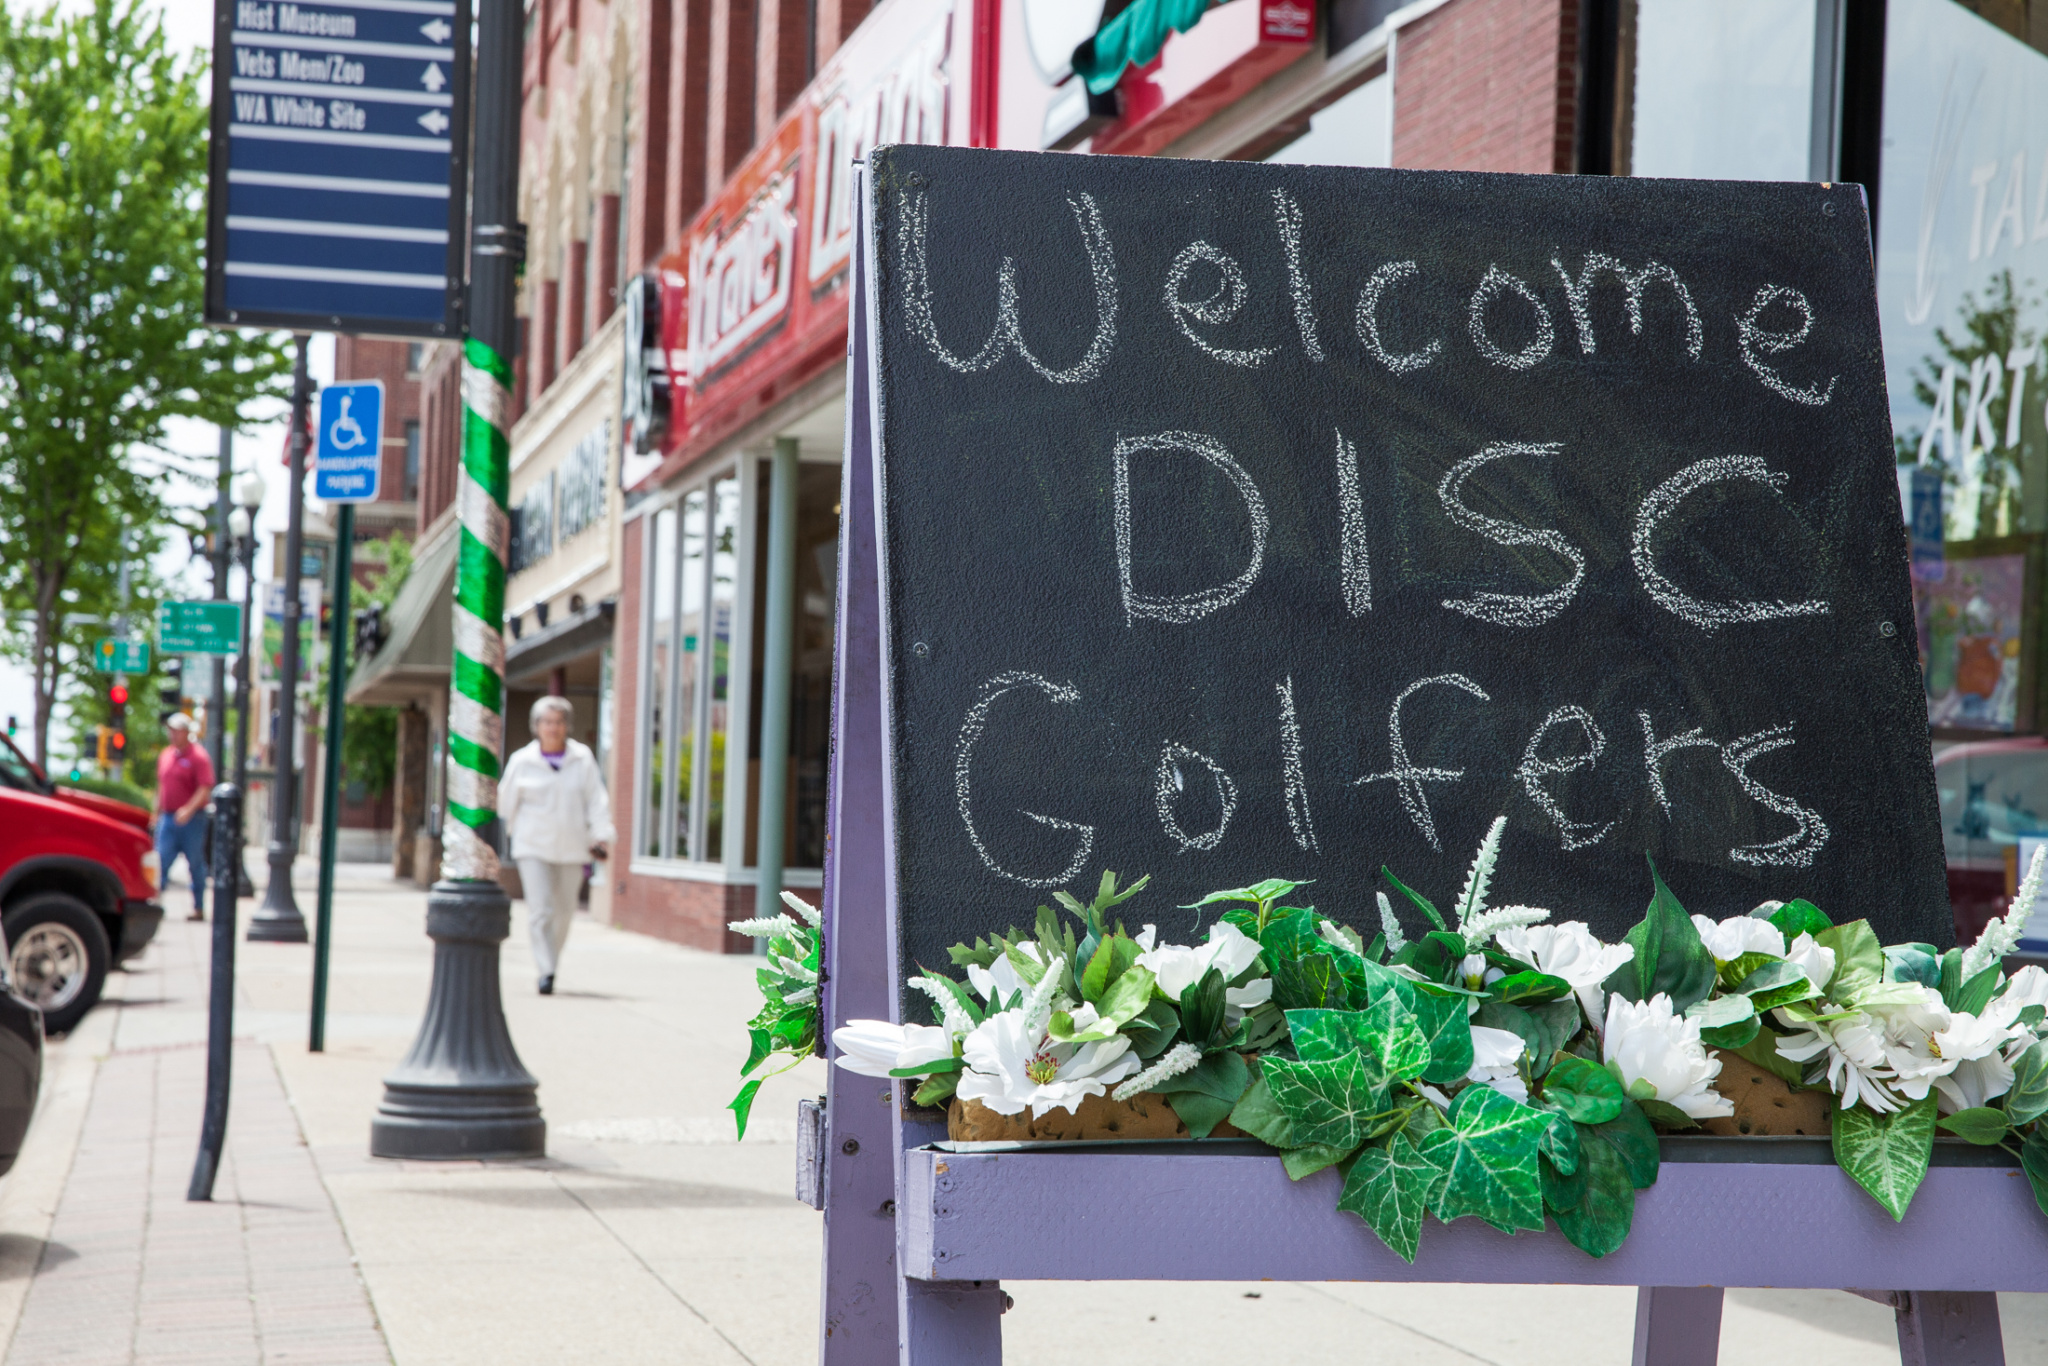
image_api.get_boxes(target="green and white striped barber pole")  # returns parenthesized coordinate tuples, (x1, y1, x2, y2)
(444, 337, 512, 882)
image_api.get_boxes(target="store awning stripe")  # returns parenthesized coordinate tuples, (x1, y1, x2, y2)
(1075, 0, 1223, 95)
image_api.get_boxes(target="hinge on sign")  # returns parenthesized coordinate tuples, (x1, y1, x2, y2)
(796, 1096, 827, 1209)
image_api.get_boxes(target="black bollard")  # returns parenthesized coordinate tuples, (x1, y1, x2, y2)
(369, 879, 544, 1159)
(189, 783, 241, 1200)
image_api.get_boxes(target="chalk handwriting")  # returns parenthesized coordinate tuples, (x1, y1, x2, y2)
(1516, 705, 1615, 850)
(1551, 253, 1703, 360)
(1277, 676, 1318, 853)
(1467, 265, 1556, 370)
(1637, 711, 1717, 814)
(1437, 442, 1586, 628)
(1334, 429, 1372, 616)
(1721, 724, 1831, 867)
(1115, 431, 1270, 626)
(1355, 261, 1441, 373)
(1155, 741, 1238, 854)
(1356, 673, 1490, 852)
(1164, 241, 1278, 368)
(1271, 189, 1324, 361)
(1632, 455, 1830, 631)
(900, 189, 1118, 383)
(954, 672, 1097, 885)
(1736, 285, 1837, 406)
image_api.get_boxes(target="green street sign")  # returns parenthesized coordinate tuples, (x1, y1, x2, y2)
(157, 601, 243, 656)
(93, 638, 150, 673)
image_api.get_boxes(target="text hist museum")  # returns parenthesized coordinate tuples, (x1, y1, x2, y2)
(461, 0, 2047, 952)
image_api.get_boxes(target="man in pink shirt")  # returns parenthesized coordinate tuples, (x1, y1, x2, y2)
(155, 715, 215, 922)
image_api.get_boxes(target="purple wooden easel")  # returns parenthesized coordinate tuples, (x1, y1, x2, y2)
(810, 162, 2042, 1366)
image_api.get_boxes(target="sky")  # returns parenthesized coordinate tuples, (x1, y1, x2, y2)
(1, 1, 336, 766)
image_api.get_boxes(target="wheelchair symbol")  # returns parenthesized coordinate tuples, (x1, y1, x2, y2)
(327, 395, 368, 452)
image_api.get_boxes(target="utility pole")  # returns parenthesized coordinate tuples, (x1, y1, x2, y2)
(249, 337, 312, 943)
(371, 0, 543, 1159)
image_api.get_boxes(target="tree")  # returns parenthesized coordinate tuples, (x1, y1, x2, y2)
(0, 1, 287, 766)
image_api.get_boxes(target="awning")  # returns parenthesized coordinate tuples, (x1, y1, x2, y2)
(345, 526, 458, 708)
(503, 597, 617, 686)
(1073, 0, 1222, 94)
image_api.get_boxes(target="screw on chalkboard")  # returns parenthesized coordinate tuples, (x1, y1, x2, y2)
(1880, 621, 1896, 637)
(842, 1137, 861, 1155)
(907, 172, 926, 188)
(912, 641, 931, 659)
(881, 1199, 896, 1216)
(1822, 201, 1838, 217)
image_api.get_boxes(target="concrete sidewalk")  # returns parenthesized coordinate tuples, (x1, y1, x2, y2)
(0, 862, 2044, 1364)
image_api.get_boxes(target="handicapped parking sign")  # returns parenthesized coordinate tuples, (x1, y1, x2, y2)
(314, 380, 385, 503)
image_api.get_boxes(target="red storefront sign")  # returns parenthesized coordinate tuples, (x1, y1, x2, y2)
(1091, 0, 1316, 158)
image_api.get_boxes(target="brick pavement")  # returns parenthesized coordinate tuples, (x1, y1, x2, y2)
(3, 914, 390, 1366)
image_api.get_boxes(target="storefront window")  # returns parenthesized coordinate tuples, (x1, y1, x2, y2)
(636, 482, 721, 863)
(672, 490, 707, 856)
(1265, 74, 1391, 169)
(640, 505, 675, 858)
(704, 475, 741, 861)
(1627, 0, 1820, 181)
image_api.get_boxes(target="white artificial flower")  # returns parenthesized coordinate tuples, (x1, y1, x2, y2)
(1690, 913, 1786, 963)
(1455, 953, 1501, 1017)
(1775, 1010, 1901, 1113)
(1936, 1054, 2018, 1113)
(831, 1020, 956, 1078)
(1783, 933, 1837, 995)
(1136, 921, 1266, 1004)
(1495, 921, 1635, 1021)
(1602, 993, 1734, 1119)
(1869, 987, 1957, 1101)
(1963, 845, 2046, 979)
(1465, 1024, 1530, 1103)
(1999, 965, 2048, 1015)
(956, 1005, 1141, 1118)
(1925, 1003, 2031, 1113)
(729, 913, 800, 939)
(966, 942, 1040, 1005)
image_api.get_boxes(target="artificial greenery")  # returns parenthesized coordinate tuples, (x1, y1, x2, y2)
(727, 891, 823, 1138)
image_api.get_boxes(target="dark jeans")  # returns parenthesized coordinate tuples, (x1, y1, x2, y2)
(155, 812, 210, 913)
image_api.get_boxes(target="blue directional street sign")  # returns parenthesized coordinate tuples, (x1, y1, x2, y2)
(204, 0, 470, 338)
(314, 380, 385, 501)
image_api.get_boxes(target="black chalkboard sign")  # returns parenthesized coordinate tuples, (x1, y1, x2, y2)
(859, 144, 1946, 983)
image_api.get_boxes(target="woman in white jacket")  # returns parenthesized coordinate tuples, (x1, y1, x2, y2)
(499, 695, 614, 994)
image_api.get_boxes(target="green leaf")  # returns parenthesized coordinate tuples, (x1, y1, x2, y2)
(1179, 966, 1228, 1048)
(1003, 940, 1047, 988)
(1541, 1145, 1588, 1214)
(1884, 944, 1942, 988)
(1287, 1000, 1429, 1081)
(2006, 1041, 2048, 1126)
(1604, 857, 1716, 1012)
(743, 1028, 772, 1076)
(920, 971, 987, 1027)
(1486, 971, 1573, 1005)
(1423, 1085, 1550, 1234)
(1381, 865, 1448, 932)
(1936, 1107, 2011, 1146)
(1730, 959, 1819, 1012)
(1728, 1025, 1805, 1085)
(1544, 1055, 1626, 1125)
(1767, 898, 1831, 941)
(1815, 921, 1883, 1003)
(1699, 1014, 1762, 1050)
(1539, 1110, 1581, 1174)
(1687, 993, 1760, 1050)
(1832, 1095, 1935, 1221)
(1550, 1130, 1637, 1258)
(1472, 999, 1577, 1078)
(1271, 951, 1347, 1011)
(1227, 1073, 1298, 1148)
(1338, 1130, 1447, 1263)
(1280, 1141, 1357, 1180)
(1053, 965, 1160, 1041)
(1161, 1050, 1251, 1104)
(1412, 991, 1476, 1085)
(728, 1078, 764, 1140)
(1592, 1102, 1661, 1189)
(1123, 997, 1183, 1059)
(1939, 947, 1965, 1006)
(1262, 1051, 1387, 1149)
(1954, 965, 2003, 1018)
(887, 1056, 961, 1078)
(912, 1073, 959, 1106)
(1635, 1097, 1698, 1129)
(1080, 932, 1139, 1002)
(2022, 1126, 2048, 1221)
(1184, 878, 1307, 911)
(1166, 1090, 1238, 1141)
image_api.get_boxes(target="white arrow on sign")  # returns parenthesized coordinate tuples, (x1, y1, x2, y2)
(418, 108, 450, 134)
(420, 62, 446, 92)
(420, 18, 453, 42)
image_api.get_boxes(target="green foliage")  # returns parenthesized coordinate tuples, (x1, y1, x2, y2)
(2006, 1041, 2048, 1127)
(1832, 1096, 1936, 1221)
(1767, 899, 1832, 941)
(1817, 921, 1884, 1003)
(1549, 1127, 1636, 1258)
(1423, 1085, 1550, 1235)
(1544, 1056, 1625, 1126)
(57, 776, 150, 810)
(0, 1, 289, 766)
(1935, 1107, 2010, 1146)
(1602, 857, 1716, 1012)
(730, 912, 822, 1138)
(2024, 1126, 2048, 1221)
(341, 706, 398, 798)
(1339, 1129, 1444, 1262)
(1262, 1049, 1388, 1150)
(1154, 1050, 1249, 1139)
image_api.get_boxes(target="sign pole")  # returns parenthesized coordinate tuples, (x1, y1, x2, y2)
(250, 335, 313, 944)
(310, 503, 353, 1053)
(209, 428, 232, 779)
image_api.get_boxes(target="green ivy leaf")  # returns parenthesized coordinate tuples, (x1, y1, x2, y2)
(1767, 898, 1831, 941)
(1338, 1129, 1447, 1263)
(1832, 1095, 1935, 1221)
(1287, 1000, 1430, 1082)
(1271, 952, 1347, 1011)
(1603, 857, 1716, 1013)
(1936, 1107, 2011, 1146)
(728, 1078, 764, 1140)
(1280, 1141, 1357, 1180)
(1412, 990, 1475, 1085)
(1816, 921, 1883, 1003)
(743, 1028, 772, 1076)
(1227, 1073, 1297, 1148)
(1423, 1085, 1550, 1234)
(2005, 1041, 2048, 1127)
(1592, 1102, 1661, 1189)
(1544, 1055, 1626, 1125)
(1550, 1130, 1637, 1258)
(2022, 1125, 2048, 1221)
(1262, 1050, 1387, 1149)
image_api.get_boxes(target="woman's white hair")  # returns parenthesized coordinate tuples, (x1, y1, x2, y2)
(530, 695, 574, 728)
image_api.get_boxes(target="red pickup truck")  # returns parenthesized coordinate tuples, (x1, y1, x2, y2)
(0, 733, 165, 1033)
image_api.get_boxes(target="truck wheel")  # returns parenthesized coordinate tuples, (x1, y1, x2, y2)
(4, 893, 109, 1035)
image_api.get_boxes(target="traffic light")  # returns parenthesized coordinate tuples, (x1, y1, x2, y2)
(94, 726, 110, 768)
(108, 682, 127, 757)
(159, 657, 185, 724)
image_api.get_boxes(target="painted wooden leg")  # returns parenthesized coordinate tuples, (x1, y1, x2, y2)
(1895, 1292, 2004, 1366)
(1631, 1286, 1724, 1366)
(900, 1277, 1004, 1366)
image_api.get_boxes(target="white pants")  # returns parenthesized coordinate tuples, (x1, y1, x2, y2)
(518, 858, 583, 981)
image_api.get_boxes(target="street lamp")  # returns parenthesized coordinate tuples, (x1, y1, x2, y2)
(228, 481, 263, 900)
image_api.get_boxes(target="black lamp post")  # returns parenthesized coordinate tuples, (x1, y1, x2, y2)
(227, 472, 266, 899)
